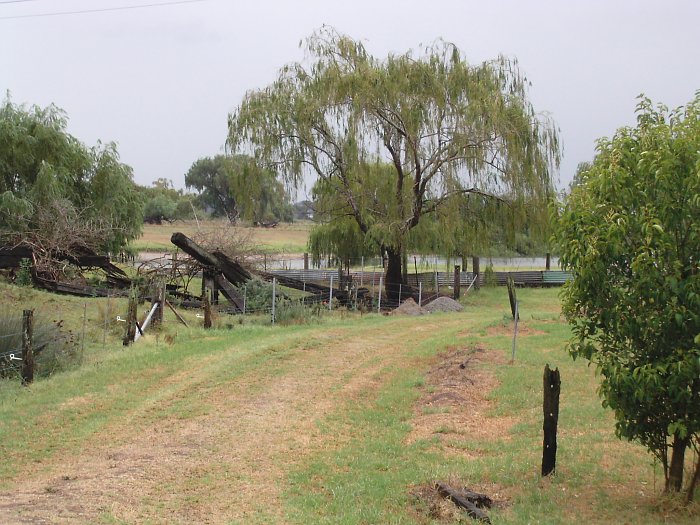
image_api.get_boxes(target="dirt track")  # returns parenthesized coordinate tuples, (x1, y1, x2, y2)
(0, 316, 475, 524)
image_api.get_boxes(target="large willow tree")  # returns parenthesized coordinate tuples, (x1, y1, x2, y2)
(228, 28, 560, 298)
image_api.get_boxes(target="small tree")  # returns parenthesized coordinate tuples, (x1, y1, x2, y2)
(555, 93, 700, 500)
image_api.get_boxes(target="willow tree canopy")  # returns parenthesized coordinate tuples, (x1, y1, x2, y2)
(227, 27, 560, 294)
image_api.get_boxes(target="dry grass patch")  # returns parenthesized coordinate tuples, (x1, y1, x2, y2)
(407, 345, 516, 457)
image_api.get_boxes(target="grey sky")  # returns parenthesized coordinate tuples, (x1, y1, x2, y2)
(2, 0, 699, 195)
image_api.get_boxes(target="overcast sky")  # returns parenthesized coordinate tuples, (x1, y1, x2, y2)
(2, 0, 699, 196)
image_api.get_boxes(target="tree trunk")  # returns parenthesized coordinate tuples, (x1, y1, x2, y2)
(667, 433, 689, 492)
(385, 247, 404, 305)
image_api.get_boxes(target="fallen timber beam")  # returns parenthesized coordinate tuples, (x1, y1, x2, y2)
(33, 276, 128, 298)
(213, 274, 246, 312)
(170, 232, 251, 286)
(434, 482, 491, 523)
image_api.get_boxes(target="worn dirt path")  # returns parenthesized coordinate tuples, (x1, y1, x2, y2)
(0, 316, 468, 524)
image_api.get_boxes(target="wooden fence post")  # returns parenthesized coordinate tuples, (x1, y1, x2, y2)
(21, 309, 34, 385)
(542, 364, 561, 476)
(153, 282, 165, 327)
(453, 265, 461, 300)
(171, 251, 178, 279)
(507, 276, 518, 319)
(123, 292, 137, 346)
(203, 291, 212, 329)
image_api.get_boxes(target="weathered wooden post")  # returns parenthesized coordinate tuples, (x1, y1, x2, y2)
(21, 309, 34, 385)
(171, 251, 178, 279)
(453, 265, 461, 300)
(303, 252, 309, 271)
(123, 291, 138, 346)
(542, 364, 561, 476)
(152, 282, 165, 327)
(203, 291, 212, 329)
(506, 276, 518, 320)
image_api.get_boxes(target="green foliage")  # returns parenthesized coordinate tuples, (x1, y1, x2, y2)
(228, 27, 559, 286)
(15, 259, 32, 287)
(185, 154, 293, 224)
(143, 193, 178, 222)
(555, 92, 700, 493)
(139, 178, 203, 223)
(236, 278, 274, 313)
(0, 96, 142, 253)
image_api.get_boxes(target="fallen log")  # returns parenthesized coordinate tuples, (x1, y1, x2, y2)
(170, 232, 251, 286)
(33, 276, 128, 298)
(435, 482, 491, 523)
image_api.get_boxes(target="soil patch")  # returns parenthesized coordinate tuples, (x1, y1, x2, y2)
(485, 322, 546, 337)
(407, 345, 515, 455)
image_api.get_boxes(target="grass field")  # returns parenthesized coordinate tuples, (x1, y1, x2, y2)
(0, 285, 697, 523)
(134, 220, 312, 254)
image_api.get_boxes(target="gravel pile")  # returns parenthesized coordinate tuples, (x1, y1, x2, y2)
(390, 298, 427, 316)
(423, 296, 464, 313)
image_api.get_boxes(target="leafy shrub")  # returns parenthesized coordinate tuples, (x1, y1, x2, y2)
(15, 258, 32, 287)
(236, 278, 274, 314)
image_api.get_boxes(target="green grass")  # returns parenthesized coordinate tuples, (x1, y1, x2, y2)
(0, 284, 697, 523)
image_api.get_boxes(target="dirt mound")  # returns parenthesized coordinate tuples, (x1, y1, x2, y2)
(391, 298, 427, 316)
(424, 296, 464, 313)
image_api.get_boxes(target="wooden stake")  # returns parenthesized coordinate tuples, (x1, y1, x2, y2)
(542, 364, 561, 476)
(21, 309, 34, 385)
(123, 292, 138, 346)
(454, 265, 461, 300)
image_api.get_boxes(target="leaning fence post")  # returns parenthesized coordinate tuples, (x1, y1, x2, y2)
(21, 309, 34, 385)
(542, 364, 561, 476)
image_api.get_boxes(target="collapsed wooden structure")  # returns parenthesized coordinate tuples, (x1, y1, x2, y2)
(0, 245, 130, 296)
(170, 232, 365, 308)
